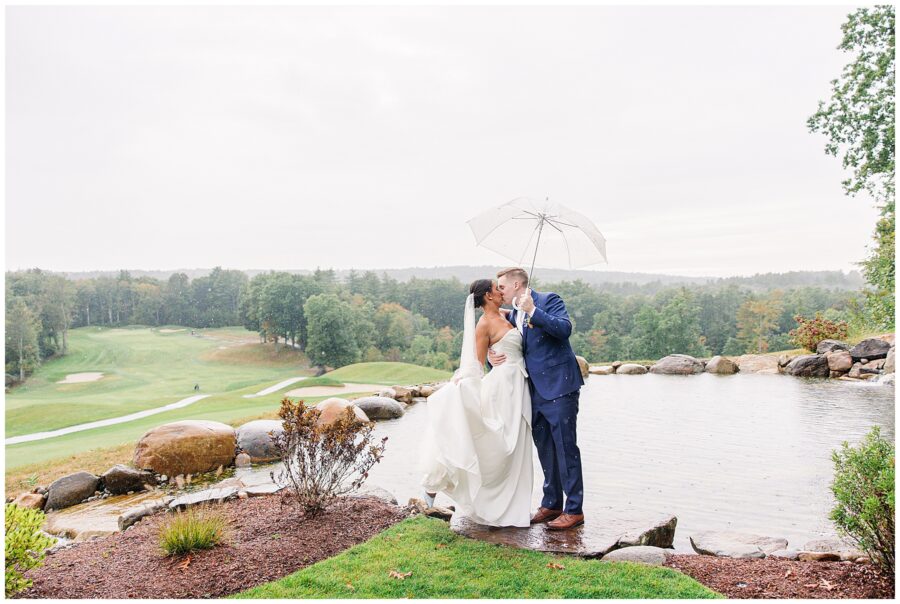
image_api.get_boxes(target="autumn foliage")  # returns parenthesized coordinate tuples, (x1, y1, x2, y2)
(788, 313, 849, 352)
(272, 398, 387, 516)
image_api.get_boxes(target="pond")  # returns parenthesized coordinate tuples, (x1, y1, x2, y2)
(364, 373, 895, 553)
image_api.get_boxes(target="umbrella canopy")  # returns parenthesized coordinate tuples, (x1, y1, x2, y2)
(467, 197, 607, 275)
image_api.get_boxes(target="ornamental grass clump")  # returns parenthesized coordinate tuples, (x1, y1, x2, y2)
(159, 506, 229, 556)
(272, 397, 387, 517)
(789, 313, 849, 351)
(830, 426, 894, 572)
(5, 503, 55, 596)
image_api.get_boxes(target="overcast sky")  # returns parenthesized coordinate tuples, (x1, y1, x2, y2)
(5, 5, 880, 277)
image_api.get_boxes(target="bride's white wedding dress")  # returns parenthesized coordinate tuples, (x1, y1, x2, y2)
(419, 315, 533, 527)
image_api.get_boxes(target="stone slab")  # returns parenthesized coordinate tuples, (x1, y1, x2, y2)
(601, 545, 669, 565)
(168, 486, 239, 509)
(451, 510, 677, 558)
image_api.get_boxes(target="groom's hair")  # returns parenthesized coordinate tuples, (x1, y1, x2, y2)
(497, 267, 529, 287)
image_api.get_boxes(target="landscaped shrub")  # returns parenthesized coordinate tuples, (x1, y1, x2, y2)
(159, 506, 229, 556)
(5, 503, 55, 596)
(830, 426, 895, 572)
(789, 313, 849, 351)
(273, 397, 387, 516)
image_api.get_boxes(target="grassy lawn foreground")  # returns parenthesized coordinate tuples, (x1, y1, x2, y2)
(235, 516, 722, 599)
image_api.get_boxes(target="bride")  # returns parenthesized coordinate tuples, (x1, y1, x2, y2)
(418, 278, 533, 527)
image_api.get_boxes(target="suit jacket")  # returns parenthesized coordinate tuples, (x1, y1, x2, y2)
(507, 290, 584, 400)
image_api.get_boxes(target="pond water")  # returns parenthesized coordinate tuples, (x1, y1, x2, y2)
(364, 373, 895, 553)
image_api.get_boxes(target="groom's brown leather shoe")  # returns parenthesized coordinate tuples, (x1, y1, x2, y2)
(546, 513, 585, 530)
(530, 507, 563, 524)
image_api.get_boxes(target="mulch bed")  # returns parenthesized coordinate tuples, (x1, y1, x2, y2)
(19, 494, 408, 599)
(666, 553, 895, 599)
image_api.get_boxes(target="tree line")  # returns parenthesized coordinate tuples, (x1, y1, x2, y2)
(5, 266, 881, 383)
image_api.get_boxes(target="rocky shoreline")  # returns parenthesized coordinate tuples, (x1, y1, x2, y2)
(582, 334, 895, 386)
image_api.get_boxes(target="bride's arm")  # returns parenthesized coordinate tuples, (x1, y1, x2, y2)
(475, 321, 490, 367)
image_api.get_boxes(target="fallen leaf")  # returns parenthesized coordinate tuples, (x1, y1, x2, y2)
(821, 580, 834, 591)
(436, 543, 447, 549)
(784, 569, 793, 578)
(547, 562, 566, 570)
(803, 583, 819, 589)
(345, 583, 355, 591)
(177, 555, 192, 571)
(389, 570, 413, 580)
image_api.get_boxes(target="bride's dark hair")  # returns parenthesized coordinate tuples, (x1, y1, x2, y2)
(470, 279, 494, 309)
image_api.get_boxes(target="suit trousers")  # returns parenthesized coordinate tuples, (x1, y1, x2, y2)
(529, 386, 584, 515)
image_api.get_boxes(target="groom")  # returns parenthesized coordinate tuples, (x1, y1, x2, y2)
(489, 267, 585, 530)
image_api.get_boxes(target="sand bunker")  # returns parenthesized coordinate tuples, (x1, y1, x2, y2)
(57, 372, 104, 384)
(283, 383, 386, 397)
(159, 328, 186, 333)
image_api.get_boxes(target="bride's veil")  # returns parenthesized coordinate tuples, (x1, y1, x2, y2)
(452, 293, 483, 382)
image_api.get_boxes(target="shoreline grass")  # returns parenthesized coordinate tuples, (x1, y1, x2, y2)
(234, 516, 722, 599)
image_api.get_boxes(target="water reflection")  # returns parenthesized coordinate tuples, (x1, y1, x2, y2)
(365, 374, 894, 552)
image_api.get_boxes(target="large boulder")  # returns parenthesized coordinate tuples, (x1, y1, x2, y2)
(133, 420, 236, 477)
(735, 354, 780, 374)
(390, 386, 414, 404)
(816, 339, 850, 354)
(617, 515, 677, 548)
(785, 354, 830, 377)
(352, 396, 405, 420)
(12, 492, 45, 510)
(236, 419, 284, 462)
(849, 338, 891, 361)
(884, 347, 895, 374)
(690, 530, 787, 559)
(315, 397, 369, 426)
(617, 363, 648, 375)
(45, 471, 100, 511)
(575, 356, 590, 378)
(101, 464, 155, 495)
(826, 350, 853, 372)
(589, 365, 615, 375)
(705, 356, 738, 374)
(352, 484, 398, 505)
(650, 355, 705, 375)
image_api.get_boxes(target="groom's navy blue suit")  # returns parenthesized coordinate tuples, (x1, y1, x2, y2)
(508, 290, 585, 515)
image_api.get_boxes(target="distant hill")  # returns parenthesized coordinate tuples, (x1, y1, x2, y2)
(57, 266, 866, 291)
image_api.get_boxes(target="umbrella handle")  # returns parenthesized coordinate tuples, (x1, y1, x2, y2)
(528, 216, 545, 280)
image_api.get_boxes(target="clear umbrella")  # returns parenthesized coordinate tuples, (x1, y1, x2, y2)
(467, 197, 607, 277)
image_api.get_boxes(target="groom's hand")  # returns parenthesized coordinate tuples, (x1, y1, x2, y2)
(519, 288, 535, 314)
(487, 348, 507, 366)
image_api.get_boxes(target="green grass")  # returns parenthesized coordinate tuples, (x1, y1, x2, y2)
(234, 516, 721, 599)
(5, 327, 311, 437)
(5, 328, 450, 474)
(159, 506, 229, 556)
(327, 362, 449, 385)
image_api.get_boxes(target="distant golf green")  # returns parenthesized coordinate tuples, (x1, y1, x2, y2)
(5, 326, 450, 471)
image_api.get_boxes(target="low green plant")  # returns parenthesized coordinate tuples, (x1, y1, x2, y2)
(830, 426, 895, 572)
(158, 506, 229, 556)
(789, 312, 849, 351)
(5, 503, 55, 596)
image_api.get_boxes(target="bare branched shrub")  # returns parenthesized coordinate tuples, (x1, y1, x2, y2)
(272, 397, 387, 516)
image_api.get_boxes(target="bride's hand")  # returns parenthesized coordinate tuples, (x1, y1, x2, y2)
(487, 348, 507, 366)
